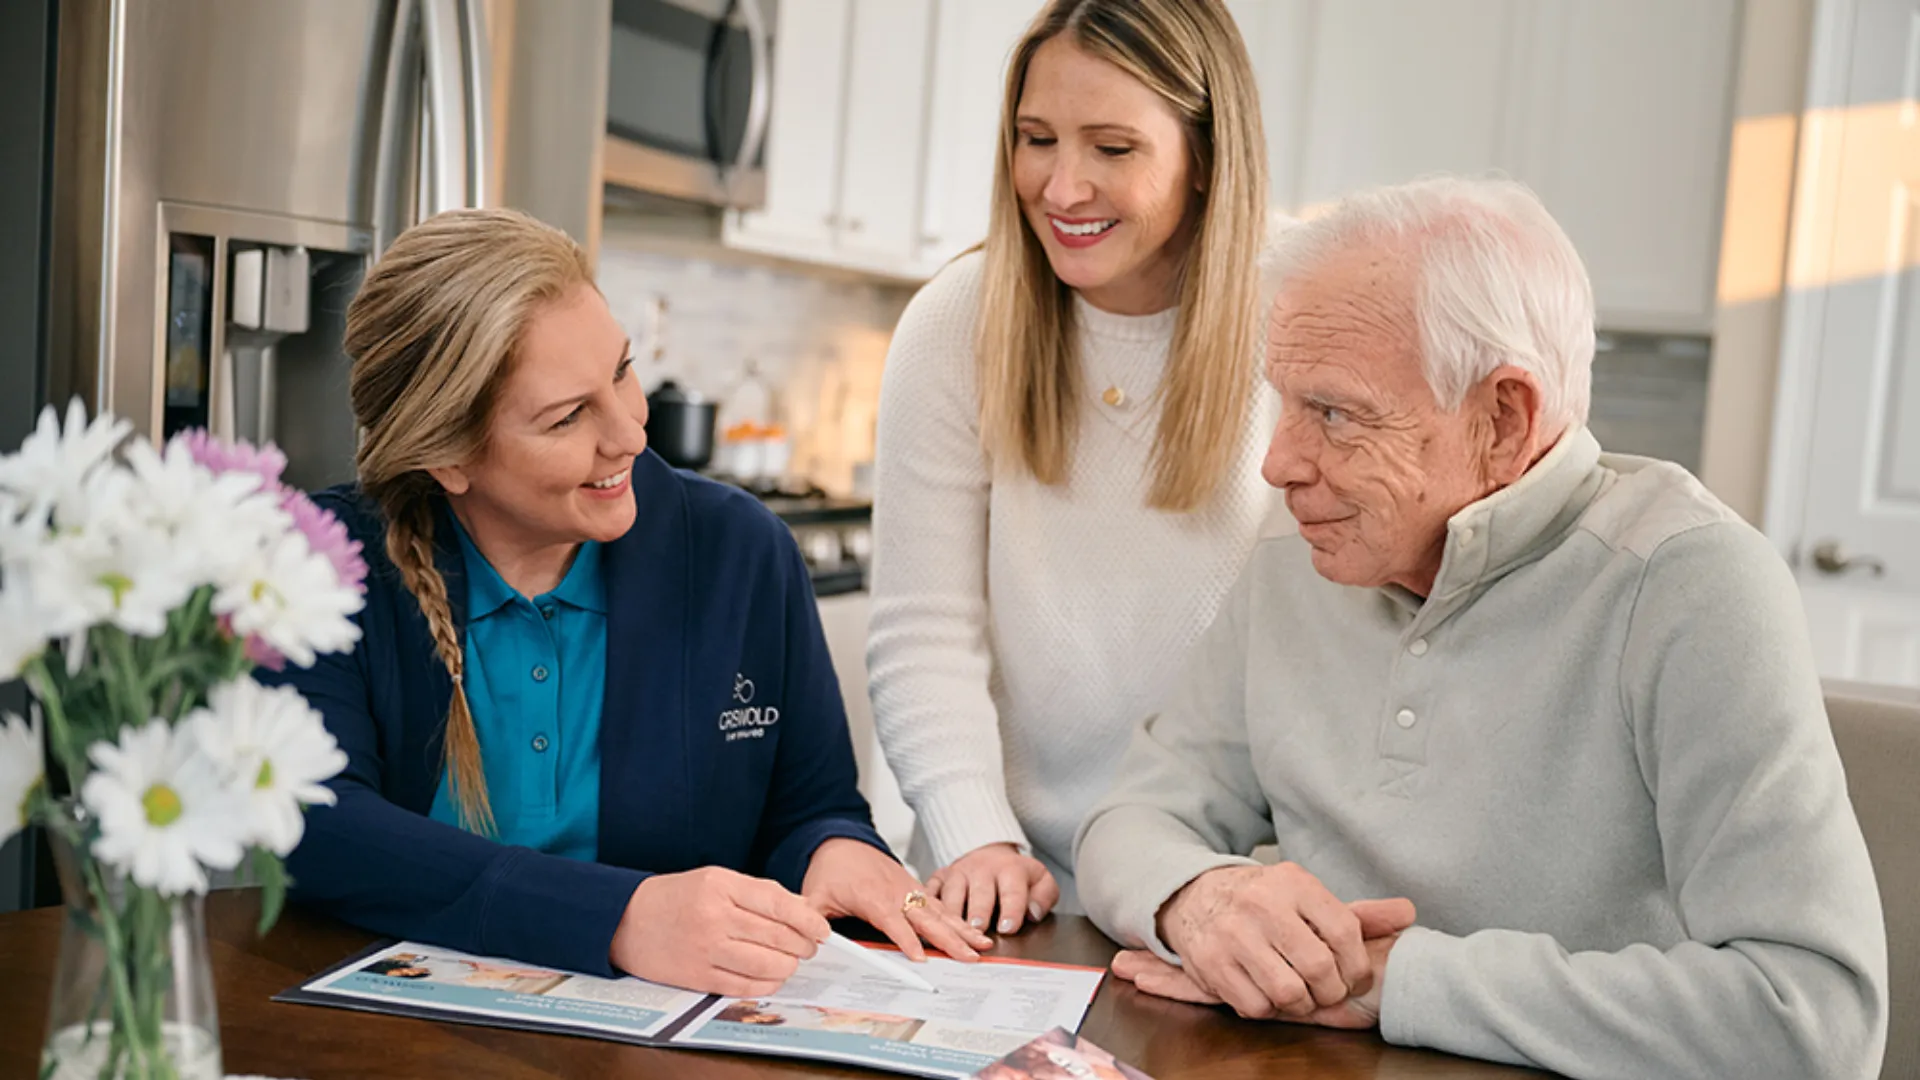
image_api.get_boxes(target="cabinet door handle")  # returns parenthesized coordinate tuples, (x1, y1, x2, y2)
(847, 219, 865, 232)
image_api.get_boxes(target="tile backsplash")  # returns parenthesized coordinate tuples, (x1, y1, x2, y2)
(597, 217, 915, 497)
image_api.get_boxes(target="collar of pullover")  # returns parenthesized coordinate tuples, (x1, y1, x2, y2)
(1382, 426, 1608, 624)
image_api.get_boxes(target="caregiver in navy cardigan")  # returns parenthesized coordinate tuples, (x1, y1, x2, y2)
(264, 208, 988, 997)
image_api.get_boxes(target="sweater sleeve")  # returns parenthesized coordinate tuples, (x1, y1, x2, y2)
(1072, 555, 1275, 961)
(865, 256, 1030, 868)
(1378, 523, 1889, 1079)
(270, 645, 647, 979)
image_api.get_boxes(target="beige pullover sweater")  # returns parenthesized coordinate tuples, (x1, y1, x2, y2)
(1076, 428, 1887, 1079)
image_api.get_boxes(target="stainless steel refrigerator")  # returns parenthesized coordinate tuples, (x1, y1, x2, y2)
(45, 0, 609, 490)
(1, 0, 612, 909)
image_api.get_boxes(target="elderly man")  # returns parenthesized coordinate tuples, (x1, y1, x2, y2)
(1073, 177, 1887, 1078)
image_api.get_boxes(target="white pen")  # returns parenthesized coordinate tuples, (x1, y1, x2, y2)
(820, 932, 940, 994)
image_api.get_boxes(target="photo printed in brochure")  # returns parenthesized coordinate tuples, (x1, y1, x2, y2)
(670, 945, 1106, 1079)
(302, 942, 705, 1041)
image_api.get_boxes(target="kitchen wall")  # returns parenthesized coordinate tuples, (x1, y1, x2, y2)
(597, 211, 914, 497)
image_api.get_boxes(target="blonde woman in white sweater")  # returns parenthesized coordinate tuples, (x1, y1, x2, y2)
(868, 0, 1286, 933)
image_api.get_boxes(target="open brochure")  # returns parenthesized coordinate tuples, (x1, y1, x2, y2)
(277, 939, 1107, 1079)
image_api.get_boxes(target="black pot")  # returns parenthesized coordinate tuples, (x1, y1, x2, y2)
(645, 379, 717, 470)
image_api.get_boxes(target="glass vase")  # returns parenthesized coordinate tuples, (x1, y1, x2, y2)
(39, 805, 223, 1080)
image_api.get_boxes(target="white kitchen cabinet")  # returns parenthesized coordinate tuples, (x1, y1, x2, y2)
(1506, 0, 1739, 333)
(836, 0, 940, 264)
(1250, 0, 1738, 334)
(1279, 0, 1527, 213)
(725, 0, 939, 278)
(732, 0, 853, 252)
(739, 0, 1738, 328)
(916, 0, 1041, 269)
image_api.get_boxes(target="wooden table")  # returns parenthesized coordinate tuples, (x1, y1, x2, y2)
(0, 892, 1551, 1079)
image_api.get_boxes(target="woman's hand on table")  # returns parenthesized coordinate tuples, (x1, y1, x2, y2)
(801, 837, 993, 962)
(925, 842, 1062, 935)
(610, 867, 829, 996)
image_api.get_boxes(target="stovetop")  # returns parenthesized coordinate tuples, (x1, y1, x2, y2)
(703, 474, 871, 596)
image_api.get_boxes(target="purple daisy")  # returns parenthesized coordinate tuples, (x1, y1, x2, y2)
(175, 430, 288, 489)
(283, 490, 368, 598)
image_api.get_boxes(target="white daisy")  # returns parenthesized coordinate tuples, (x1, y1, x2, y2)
(81, 720, 249, 895)
(213, 531, 363, 669)
(0, 711, 42, 848)
(0, 491, 47, 569)
(0, 583, 50, 680)
(0, 399, 130, 521)
(188, 678, 345, 855)
(27, 506, 191, 640)
(122, 438, 288, 589)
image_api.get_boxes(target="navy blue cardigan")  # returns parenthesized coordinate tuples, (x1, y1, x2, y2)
(264, 450, 886, 976)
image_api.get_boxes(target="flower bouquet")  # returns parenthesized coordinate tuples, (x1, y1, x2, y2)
(0, 402, 366, 1079)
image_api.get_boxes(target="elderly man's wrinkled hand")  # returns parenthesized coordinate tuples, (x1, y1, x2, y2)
(1114, 929, 1399, 1030)
(1153, 863, 1414, 1020)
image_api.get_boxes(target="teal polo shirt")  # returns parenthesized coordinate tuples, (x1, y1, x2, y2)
(429, 521, 605, 860)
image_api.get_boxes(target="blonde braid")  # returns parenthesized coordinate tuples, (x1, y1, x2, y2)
(387, 498, 495, 835)
(342, 207, 593, 839)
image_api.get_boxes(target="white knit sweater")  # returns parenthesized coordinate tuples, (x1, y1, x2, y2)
(866, 245, 1288, 910)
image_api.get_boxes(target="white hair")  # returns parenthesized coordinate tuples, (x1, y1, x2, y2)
(1272, 175, 1595, 431)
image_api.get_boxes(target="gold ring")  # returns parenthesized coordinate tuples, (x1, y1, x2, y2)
(901, 890, 929, 916)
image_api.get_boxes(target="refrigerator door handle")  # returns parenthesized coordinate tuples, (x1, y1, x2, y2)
(373, 0, 422, 245)
(728, 0, 772, 206)
(458, 0, 490, 208)
(420, 0, 476, 214)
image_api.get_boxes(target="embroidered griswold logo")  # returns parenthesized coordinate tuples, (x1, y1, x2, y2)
(719, 673, 778, 741)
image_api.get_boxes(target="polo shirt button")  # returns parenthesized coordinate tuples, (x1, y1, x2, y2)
(1395, 708, 1417, 729)
(1409, 638, 1429, 657)
(531, 665, 549, 682)
(539, 605, 555, 620)
(1459, 527, 1476, 543)
(531, 734, 549, 752)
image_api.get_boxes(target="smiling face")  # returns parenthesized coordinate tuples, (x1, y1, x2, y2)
(432, 283, 648, 575)
(1260, 247, 1502, 595)
(1012, 36, 1198, 316)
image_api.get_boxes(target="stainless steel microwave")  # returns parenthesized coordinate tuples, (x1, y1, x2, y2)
(604, 0, 775, 209)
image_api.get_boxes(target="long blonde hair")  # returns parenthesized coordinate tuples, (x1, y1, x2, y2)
(344, 207, 594, 834)
(977, 0, 1267, 512)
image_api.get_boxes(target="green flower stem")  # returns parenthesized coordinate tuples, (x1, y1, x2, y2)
(101, 629, 150, 726)
(136, 889, 176, 1080)
(24, 657, 86, 782)
(79, 860, 154, 1080)
(139, 658, 198, 714)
